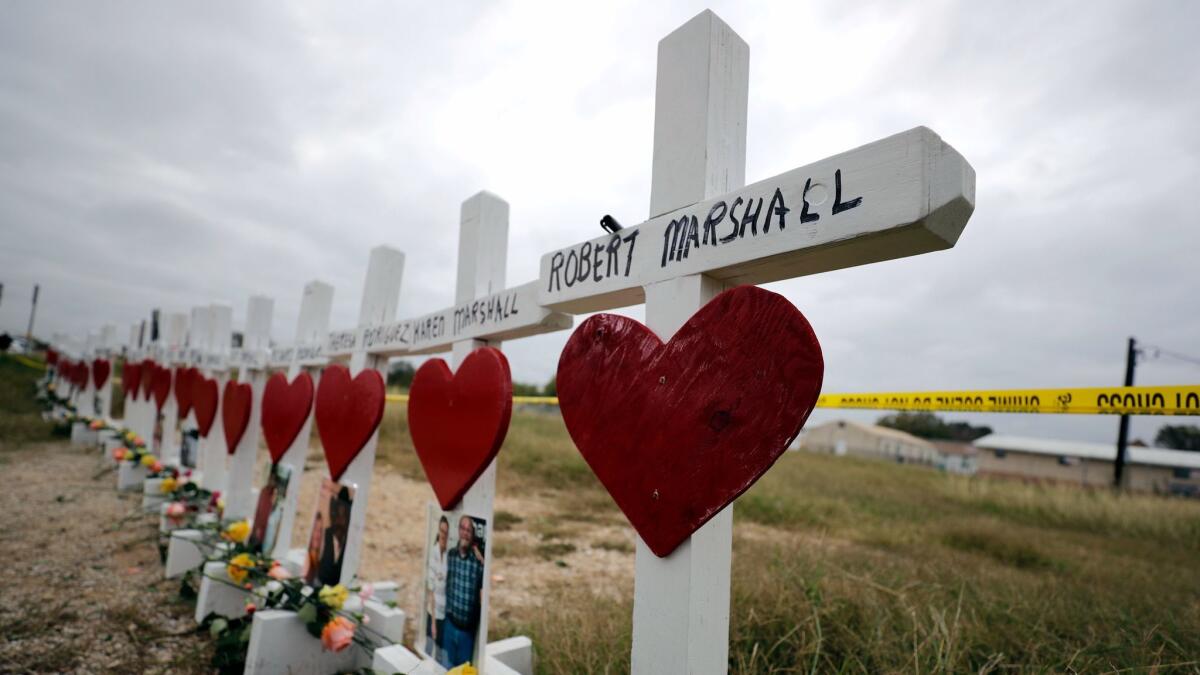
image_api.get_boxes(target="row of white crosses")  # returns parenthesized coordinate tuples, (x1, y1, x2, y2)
(63, 9, 973, 673)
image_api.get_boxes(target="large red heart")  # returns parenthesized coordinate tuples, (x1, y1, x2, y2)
(152, 365, 172, 411)
(46, 349, 59, 366)
(193, 375, 220, 438)
(262, 372, 315, 463)
(77, 362, 88, 389)
(314, 365, 385, 482)
(123, 361, 142, 400)
(174, 367, 197, 418)
(408, 348, 512, 509)
(140, 360, 156, 400)
(91, 359, 111, 389)
(222, 380, 253, 454)
(557, 285, 824, 557)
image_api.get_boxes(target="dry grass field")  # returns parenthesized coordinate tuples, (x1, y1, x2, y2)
(3, 353, 1199, 673)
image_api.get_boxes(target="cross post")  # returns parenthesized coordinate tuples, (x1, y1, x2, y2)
(225, 295, 275, 521)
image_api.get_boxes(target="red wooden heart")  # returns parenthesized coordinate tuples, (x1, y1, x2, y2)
(46, 349, 59, 366)
(152, 365, 172, 411)
(91, 359, 111, 389)
(174, 367, 197, 418)
(123, 361, 142, 400)
(193, 375, 220, 438)
(222, 380, 253, 454)
(140, 360, 156, 400)
(408, 347, 512, 509)
(557, 285, 824, 557)
(261, 372, 315, 463)
(77, 362, 88, 389)
(314, 365, 385, 482)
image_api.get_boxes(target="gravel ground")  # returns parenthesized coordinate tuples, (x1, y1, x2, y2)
(0, 440, 212, 674)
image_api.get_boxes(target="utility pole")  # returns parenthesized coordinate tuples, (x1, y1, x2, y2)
(1113, 336, 1137, 488)
(26, 284, 39, 344)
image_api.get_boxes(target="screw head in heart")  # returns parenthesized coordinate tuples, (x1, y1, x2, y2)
(556, 285, 824, 557)
(315, 365, 386, 482)
(261, 372, 315, 463)
(408, 347, 513, 509)
(223, 380, 253, 454)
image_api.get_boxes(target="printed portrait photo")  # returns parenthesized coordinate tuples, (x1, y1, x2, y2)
(418, 503, 489, 672)
(248, 463, 292, 555)
(303, 476, 355, 587)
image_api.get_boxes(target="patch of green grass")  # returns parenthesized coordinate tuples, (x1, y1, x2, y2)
(593, 538, 634, 554)
(942, 529, 1063, 571)
(494, 509, 523, 532)
(0, 354, 54, 445)
(534, 541, 576, 560)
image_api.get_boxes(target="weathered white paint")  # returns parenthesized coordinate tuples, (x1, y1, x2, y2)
(225, 295, 274, 521)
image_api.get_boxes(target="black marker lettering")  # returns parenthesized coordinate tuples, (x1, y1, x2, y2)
(578, 242, 592, 284)
(739, 197, 763, 237)
(764, 187, 789, 233)
(720, 197, 743, 243)
(622, 230, 639, 275)
(702, 201, 727, 246)
(832, 169, 863, 215)
(564, 250, 578, 287)
(800, 178, 819, 224)
(549, 252, 564, 292)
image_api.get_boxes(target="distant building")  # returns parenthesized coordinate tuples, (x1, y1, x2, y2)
(974, 434, 1200, 496)
(930, 441, 979, 475)
(802, 420, 939, 466)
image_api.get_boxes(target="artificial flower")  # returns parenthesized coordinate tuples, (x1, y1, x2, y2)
(245, 602, 256, 615)
(139, 453, 156, 468)
(267, 562, 292, 580)
(320, 616, 355, 653)
(160, 477, 177, 494)
(448, 665, 478, 675)
(150, 460, 164, 473)
(89, 419, 104, 430)
(166, 502, 186, 521)
(224, 520, 251, 544)
(216, 497, 226, 514)
(358, 583, 374, 602)
(227, 552, 255, 584)
(132, 435, 145, 446)
(111, 447, 127, 461)
(319, 584, 349, 610)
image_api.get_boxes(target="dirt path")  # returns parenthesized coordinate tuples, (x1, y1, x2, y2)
(0, 441, 211, 674)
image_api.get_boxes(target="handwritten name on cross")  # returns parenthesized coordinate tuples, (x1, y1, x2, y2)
(532, 11, 976, 674)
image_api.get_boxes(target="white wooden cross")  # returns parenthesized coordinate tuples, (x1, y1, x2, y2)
(335, 192, 570, 674)
(266, 279, 334, 562)
(534, 11, 975, 673)
(147, 311, 189, 458)
(126, 319, 153, 444)
(224, 295, 275, 521)
(93, 324, 119, 422)
(195, 304, 234, 493)
(321, 245, 406, 587)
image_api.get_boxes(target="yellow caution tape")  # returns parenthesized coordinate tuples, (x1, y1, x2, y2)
(817, 385, 1200, 416)
(385, 393, 560, 405)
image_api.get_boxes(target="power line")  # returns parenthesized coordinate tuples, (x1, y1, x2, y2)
(1139, 343, 1200, 368)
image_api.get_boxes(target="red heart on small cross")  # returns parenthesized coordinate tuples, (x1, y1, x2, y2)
(174, 367, 197, 418)
(222, 380, 253, 454)
(46, 349, 59, 366)
(140, 360, 156, 401)
(75, 362, 88, 389)
(152, 365, 172, 411)
(91, 359, 111, 390)
(262, 371, 315, 463)
(557, 285, 824, 557)
(408, 347, 512, 509)
(193, 375, 220, 438)
(122, 361, 142, 400)
(314, 364, 385, 482)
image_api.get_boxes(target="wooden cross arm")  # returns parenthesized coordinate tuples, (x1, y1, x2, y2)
(323, 280, 572, 359)
(538, 125, 976, 314)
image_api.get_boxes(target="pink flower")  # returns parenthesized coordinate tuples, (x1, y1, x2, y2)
(151, 460, 164, 473)
(358, 583, 374, 602)
(183, 469, 193, 477)
(267, 562, 292, 580)
(320, 616, 355, 653)
(166, 502, 186, 521)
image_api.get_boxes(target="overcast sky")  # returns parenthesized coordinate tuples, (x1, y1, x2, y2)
(2, 1, 1197, 444)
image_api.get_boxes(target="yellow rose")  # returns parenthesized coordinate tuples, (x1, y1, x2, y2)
(318, 584, 349, 610)
(224, 520, 251, 544)
(139, 453, 156, 468)
(448, 665, 478, 675)
(227, 552, 255, 584)
(160, 477, 177, 494)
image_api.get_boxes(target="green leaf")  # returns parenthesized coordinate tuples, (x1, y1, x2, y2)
(208, 617, 228, 638)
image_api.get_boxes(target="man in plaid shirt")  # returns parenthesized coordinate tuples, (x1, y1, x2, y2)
(443, 515, 485, 667)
